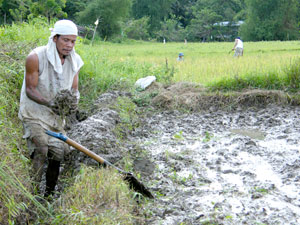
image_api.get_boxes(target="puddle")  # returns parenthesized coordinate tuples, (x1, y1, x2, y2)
(230, 128, 266, 140)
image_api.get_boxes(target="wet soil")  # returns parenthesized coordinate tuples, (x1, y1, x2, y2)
(135, 106, 300, 224)
(65, 84, 300, 225)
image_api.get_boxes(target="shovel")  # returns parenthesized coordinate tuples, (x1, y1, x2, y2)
(46, 130, 154, 198)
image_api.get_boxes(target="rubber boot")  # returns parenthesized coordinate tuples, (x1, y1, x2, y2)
(31, 147, 47, 194)
(44, 159, 60, 198)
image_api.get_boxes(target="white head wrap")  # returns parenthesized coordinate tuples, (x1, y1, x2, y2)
(47, 20, 81, 74)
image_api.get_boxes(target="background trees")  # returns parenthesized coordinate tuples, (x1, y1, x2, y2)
(76, 0, 132, 38)
(240, 0, 299, 41)
(0, 0, 299, 41)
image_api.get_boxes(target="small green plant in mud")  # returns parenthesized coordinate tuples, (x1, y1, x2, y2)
(253, 186, 268, 194)
(170, 169, 179, 183)
(225, 214, 233, 221)
(203, 131, 214, 142)
(173, 130, 184, 140)
(178, 174, 193, 185)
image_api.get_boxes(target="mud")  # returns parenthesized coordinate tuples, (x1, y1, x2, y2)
(134, 106, 300, 225)
(65, 85, 300, 224)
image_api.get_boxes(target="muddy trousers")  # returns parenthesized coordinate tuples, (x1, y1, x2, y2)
(32, 147, 60, 197)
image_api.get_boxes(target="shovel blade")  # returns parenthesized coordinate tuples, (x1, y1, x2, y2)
(124, 173, 154, 199)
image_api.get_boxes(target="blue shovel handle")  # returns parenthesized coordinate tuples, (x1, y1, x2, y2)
(46, 130, 67, 142)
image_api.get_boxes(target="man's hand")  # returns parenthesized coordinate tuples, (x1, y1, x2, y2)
(48, 89, 80, 116)
(47, 99, 61, 115)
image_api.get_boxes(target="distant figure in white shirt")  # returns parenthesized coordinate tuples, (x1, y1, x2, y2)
(232, 37, 243, 57)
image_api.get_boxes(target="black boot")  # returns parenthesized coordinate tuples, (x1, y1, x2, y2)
(44, 159, 60, 198)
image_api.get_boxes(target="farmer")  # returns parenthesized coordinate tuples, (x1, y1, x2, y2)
(232, 36, 243, 57)
(177, 52, 184, 61)
(18, 20, 84, 198)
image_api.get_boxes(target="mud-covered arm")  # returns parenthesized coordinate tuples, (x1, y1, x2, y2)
(25, 53, 51, 107)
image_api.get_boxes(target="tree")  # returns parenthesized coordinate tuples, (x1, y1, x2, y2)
(240, 0, 299, 41)
(170, 0, 196, 28)
(64, 0, 90, 20)
(132, 0, 176, 35)
(29, 0, 67, 22)
(76, 0, 132, 39)
(123, 16, 150, 40)
(187, 8, 222, 41)
(0, 0, 31, 23)
(9, 0, 31, 22)
(156, 17, 186, 41)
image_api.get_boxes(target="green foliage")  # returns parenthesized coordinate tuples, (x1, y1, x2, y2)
(0, 17, 50, 44)
(76, 0, 132, 39)
(8, 0, 31, 22)
(188, 6, 222, 41)
(240, 0, 299, 41)
(123, 16, 150, 40)
(156, 17, 186, 42)
(132, 0, 176, 35)
(64, 0, 90, 21)
(29, 0, 67, 22)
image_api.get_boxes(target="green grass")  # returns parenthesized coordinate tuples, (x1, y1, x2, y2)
(52, 166, 140, 225)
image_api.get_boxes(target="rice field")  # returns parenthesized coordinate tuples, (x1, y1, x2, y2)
(83, 40, 300, 86)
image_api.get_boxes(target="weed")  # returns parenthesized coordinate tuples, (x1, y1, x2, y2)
(173, 130, 184, 140)
(203, 131, 214, 142)
(253, 187, 268, 194)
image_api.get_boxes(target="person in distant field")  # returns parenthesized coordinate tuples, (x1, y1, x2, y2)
(232, 37, 243, 57)
(18, 20, 84, 198)
(177, 52, 184, 61)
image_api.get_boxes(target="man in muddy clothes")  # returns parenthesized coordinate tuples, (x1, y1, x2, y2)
(18, 20, 84, 197)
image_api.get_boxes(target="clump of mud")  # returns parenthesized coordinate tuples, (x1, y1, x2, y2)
(51, 89, 78, 115)
(50, 89, 88, 129)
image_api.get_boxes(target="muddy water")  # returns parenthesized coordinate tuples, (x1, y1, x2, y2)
(130, 105, 300, 224)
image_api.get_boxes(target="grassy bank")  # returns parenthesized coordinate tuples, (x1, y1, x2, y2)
(1, 19, 300, 224)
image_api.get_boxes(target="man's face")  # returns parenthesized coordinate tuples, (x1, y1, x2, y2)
(53, 35, 77, 57)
